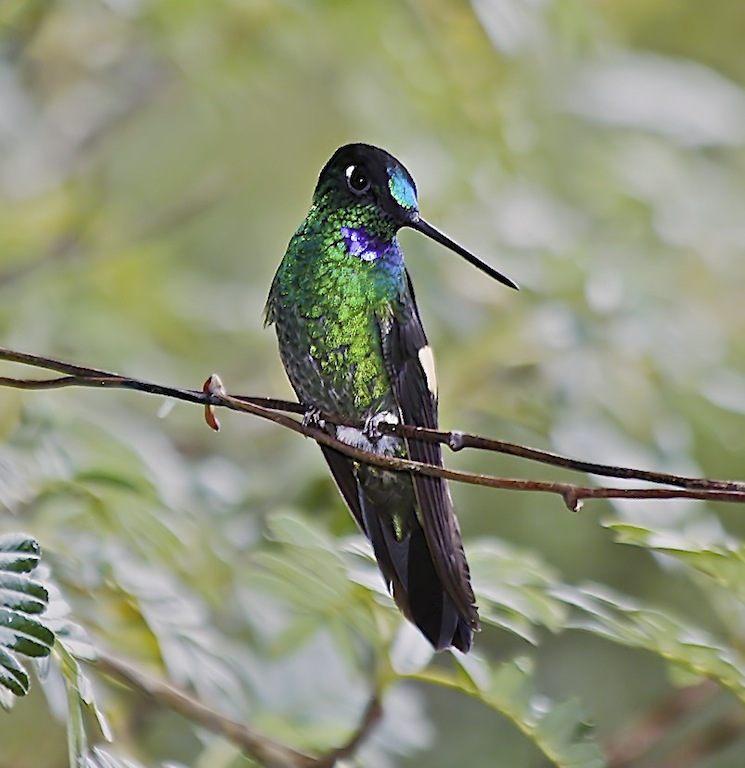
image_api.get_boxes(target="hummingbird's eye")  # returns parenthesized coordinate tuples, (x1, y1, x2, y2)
(345, 164, 371, 195)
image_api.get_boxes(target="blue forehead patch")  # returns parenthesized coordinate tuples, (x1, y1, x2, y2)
(388, 166, 417, 210)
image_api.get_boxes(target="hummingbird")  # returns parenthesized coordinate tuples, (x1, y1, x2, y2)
(265, 143, 517, 652)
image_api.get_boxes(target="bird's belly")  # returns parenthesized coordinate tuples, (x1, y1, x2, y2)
(275, 307, 393, 419)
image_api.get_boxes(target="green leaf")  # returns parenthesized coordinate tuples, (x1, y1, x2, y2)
(265, 511, 339, 551)
(268, 615, 321, 657)
(605, 521, 745, 601)
(0, 533, 41, 573)
(0, 607, 54, 656)
(0, 532, 53, 703)
(468, 538, 567, 643)
(0, 646, 29, 697)
(54, 640, 113, 766)
(250, 512, 381, 649)
(110, 548, 246, 713)
(555, 582, 745, 703)
(74, 469, 153, 496)
(448, 648, 491, 693)
(406, 658, 606, 768)
(389, 622, 435, 675)
(0, 571, 48, 614)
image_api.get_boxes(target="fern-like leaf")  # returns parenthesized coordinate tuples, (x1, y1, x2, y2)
(0, 533, 53, 705)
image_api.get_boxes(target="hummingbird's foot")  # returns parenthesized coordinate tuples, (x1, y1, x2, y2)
(362, 411, 399, 444)
(302, 406, 326, 431)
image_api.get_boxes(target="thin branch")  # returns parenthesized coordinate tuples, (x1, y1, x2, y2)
(1, 346, 745, 511)
(90, 650, 381, 768)
(92, 651, 312, 768)
(311, 694, 383, 768)
(382, 423, 745, 493)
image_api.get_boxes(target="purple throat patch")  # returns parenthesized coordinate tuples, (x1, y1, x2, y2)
(340, 226, 387, 262)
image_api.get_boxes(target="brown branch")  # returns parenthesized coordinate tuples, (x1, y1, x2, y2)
(90, 650, 381, 768)
(312, 694, 383, 768)
(383, 424, 745, 493)
(2, 346, 745, 511)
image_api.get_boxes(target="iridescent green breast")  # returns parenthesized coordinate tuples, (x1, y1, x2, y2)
(266, 218, 404, 418)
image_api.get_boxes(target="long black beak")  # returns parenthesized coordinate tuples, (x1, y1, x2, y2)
(408, 216, 519, 290)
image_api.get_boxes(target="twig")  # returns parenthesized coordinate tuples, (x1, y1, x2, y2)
(93, 652, 314, 768)
(0, 345, 739, 488)
(311, 694, 383, 768)
(90, 650, 381, 768)
(382, 424, 745, 492)
(1, 346, 745, 511)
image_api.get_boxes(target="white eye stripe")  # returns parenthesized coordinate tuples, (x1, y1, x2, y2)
(418, 345, 438, 398)
(345, 165, 356, 181)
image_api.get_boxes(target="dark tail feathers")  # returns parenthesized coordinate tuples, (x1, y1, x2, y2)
(358, 482, 473, 653)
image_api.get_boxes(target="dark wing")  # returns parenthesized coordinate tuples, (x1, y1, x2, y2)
(319, 445, 363, 531)
(377, 272, 479, 630)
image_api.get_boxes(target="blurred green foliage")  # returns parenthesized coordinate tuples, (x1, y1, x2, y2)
(2, 0, 745, 766)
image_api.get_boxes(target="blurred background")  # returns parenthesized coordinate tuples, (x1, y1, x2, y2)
(2, 1, 745, 766)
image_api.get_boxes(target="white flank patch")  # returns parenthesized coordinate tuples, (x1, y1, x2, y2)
(418, 345, 438, 398)
(336, 411, 400, 456)
(335, 426, 371, 451)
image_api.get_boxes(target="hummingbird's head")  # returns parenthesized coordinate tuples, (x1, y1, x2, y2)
(315, 143, 518, 289)
(316, 143, 420, 229)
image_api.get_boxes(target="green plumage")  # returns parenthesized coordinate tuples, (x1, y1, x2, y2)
(266, 199, 399, 415)
(265, 143, 516, 652)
